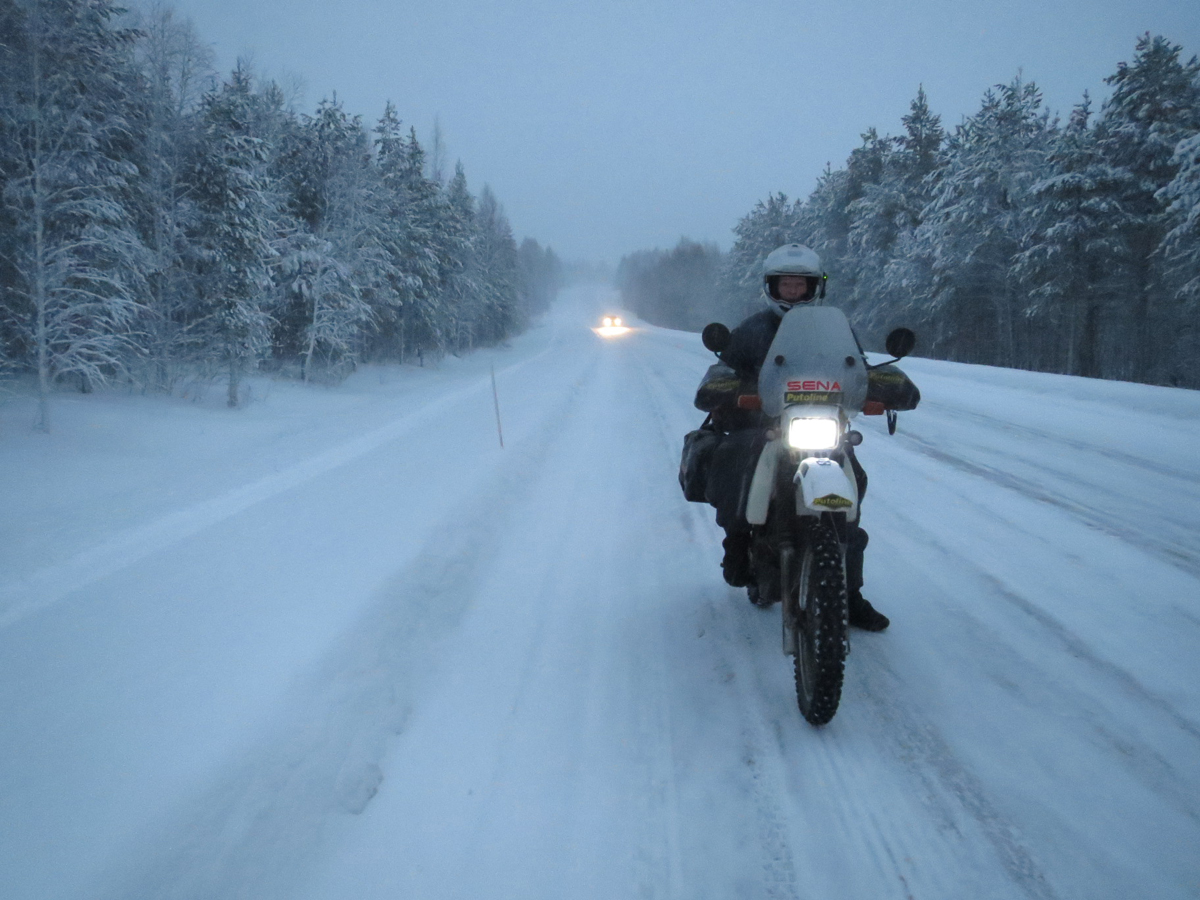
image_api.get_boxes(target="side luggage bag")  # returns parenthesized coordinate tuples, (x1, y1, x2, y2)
(679, 422, 720, 503)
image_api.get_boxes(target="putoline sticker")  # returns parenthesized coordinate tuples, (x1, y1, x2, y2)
(812, 494, 853, 509)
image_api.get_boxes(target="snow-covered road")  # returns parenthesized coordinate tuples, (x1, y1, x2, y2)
(2, 285, 1198, 900)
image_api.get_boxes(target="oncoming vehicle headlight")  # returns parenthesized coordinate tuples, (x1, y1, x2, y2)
(602, 316, 613, 327)
(787, 416, 840, 450)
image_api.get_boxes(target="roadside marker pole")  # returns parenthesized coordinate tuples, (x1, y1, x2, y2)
(491, 364, 505, 449)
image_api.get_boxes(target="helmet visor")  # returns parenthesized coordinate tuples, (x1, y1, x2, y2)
(767, 275, 820, 304)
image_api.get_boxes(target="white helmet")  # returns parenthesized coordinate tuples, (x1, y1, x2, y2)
(762, 243, 826, 314)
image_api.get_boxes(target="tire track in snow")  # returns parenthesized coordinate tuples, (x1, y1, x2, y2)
(99, 344, 603, 900)
(919, 399, 1200, 488)
(854, 664, 1061, 900)
(633, 330, 1055, 900)
(882, 502, 1200, 815)
(629, 338, 813, 900)
(895, 428, 1200, 580)
(0, 349, 553, 631)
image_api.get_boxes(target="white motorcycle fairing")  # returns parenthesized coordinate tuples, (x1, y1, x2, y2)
(744, 445, 859, 524)
(744, 305, 867, 526)
(745, 439, 782, 526)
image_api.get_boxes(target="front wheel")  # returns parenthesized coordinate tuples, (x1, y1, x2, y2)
(792, 518, 849, 726)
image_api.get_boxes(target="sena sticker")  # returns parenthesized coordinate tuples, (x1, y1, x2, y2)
(812, 494, 853, 509)
(787, 379, 842, 391)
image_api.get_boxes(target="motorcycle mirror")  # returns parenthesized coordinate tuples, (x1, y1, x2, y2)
(701, 322, 731, 354)
(885, 327, 916, 359)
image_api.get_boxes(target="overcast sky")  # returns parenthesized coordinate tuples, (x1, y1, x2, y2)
(158, 0, 1199, 263)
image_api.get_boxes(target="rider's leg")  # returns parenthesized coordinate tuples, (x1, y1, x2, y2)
(846, 524, 889, 631)
(845, 449, 889, 631)
(707, 430, 761, 587)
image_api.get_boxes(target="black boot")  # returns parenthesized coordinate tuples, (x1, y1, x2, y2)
(721, 531, 752, 587)
(844, 525, 887, 629)
(848, 593, 890, 631)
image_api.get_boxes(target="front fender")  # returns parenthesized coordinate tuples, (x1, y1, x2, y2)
(794, 457, 859, 519)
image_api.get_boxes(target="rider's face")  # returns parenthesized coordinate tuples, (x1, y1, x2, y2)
(777, 275, 809, 303)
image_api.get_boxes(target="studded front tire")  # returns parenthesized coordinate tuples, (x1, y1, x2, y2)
(793, 518, 849, 726)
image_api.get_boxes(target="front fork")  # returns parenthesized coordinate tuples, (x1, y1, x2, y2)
(780, 534, 799, 656)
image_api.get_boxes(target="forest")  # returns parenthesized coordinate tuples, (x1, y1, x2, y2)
(621, 34, 1200, 389)
(0, 0, 563, 430)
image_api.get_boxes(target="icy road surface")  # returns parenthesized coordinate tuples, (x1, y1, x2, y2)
(1, 286, 1198, 900)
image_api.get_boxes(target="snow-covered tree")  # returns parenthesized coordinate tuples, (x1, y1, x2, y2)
(274, 97, 375, 381)
(438, 161, 481, 354)
(1014, 97, 1132, 376)
(1157, 132, 1200, 380)
(371, 109, 443, 362)
(128, 3, 214, 391)
(917, 77, 1055, 366)
(858, 87, 945, 345)
(1096, 34, 1200, 381)
(472, 185, 521, 345)
(721, 192, 807, 317)
(0, 0, 151, 430)
(616, 238, 724, 330)
(186, 64, 276, 407)
(517, 237, 562, 320)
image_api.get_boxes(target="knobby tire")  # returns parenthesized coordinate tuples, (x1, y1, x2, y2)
(793, 517, 848, 726)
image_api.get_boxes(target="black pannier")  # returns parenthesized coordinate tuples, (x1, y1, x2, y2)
(679, 423, 720, 503)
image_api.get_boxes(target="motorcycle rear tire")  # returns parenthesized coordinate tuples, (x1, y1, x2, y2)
(793, 518, 849, 726)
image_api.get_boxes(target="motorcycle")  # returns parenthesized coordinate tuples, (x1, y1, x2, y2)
(697, 307, 916, 725)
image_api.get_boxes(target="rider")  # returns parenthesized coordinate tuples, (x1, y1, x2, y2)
(699, 243, 890, 631)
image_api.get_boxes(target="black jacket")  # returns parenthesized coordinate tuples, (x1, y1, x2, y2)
(693, 309, 783, 431)
(721, 309, 783, 379)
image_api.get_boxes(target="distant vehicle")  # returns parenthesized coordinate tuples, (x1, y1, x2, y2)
(594, 315, 631, 338)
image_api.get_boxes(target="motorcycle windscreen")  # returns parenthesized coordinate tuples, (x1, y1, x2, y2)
(758, 306, 868, 417)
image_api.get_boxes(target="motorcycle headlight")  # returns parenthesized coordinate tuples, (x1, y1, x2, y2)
(787, 416, 840, 450)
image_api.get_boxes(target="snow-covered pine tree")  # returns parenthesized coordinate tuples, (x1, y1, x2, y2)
(186, 64, 276, 407)
(841, 129, 904, 329)
(1157, 132, 1200, 384)
(274, 97, 375, 382)
(917, 77, 1055, 367)
(795, 167, 853, 291)
(0, 0, 151, 430)
(437, 161, 481, 354)
(1014, 96, 1132, 377)
(517, 238, 562, 320)
(867, 87, 946, 346)
(1096, 34, 1200, 382)
(614, 239, 723, 331)
(721, 193, 807, 318)
(128, 3, 214, 391)
(372, 110, 443, 362)
(472, 186, 522, 345)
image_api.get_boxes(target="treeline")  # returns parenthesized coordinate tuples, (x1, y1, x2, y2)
(0, 0, 563, 430)
(614, 239, 725, 331)
(624, 34, 1200, 388)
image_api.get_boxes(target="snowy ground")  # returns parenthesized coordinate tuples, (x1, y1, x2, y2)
(2, 285, 1198, 900)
